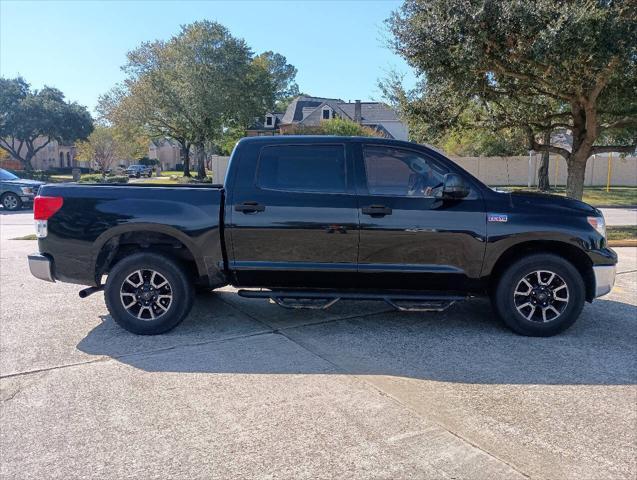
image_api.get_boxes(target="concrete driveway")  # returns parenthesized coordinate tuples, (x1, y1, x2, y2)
(1, 211, 636, 479)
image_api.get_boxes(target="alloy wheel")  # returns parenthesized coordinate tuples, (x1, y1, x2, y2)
(3, 194, 19, 210)
(513, 270, 570, 323)
(120, 269, 173, 320)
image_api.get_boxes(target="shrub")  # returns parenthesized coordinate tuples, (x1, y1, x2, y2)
(78, 174, 129, 184)
(176, 175, 213, 184)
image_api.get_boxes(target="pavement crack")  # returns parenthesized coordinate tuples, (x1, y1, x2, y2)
(0, 328, 273, 380)
(616, 269, 637, 275)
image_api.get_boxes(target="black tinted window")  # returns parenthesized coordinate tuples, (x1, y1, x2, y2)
(257, 145, 346, 193)
(364, 146, 447, 197)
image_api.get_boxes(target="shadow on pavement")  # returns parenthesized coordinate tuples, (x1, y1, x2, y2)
(77, 291, 637, 385)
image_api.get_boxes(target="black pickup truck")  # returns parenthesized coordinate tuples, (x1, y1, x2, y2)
(28, 136, 616, 336)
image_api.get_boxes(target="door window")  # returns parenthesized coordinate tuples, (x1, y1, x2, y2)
(257, 145, 346, 193)
(363, 146, 447, 197)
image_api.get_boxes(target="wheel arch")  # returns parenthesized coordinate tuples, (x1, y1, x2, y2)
(92, 224, 206, 285)
(487, 240, 595, 302)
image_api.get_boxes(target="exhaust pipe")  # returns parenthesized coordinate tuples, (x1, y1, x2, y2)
(79, 286, 104, 298)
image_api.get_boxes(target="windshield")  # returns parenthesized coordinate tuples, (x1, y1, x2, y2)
(0, 169, 19, 181)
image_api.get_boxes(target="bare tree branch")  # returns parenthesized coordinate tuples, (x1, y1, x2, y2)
(590, 144, 636, 155)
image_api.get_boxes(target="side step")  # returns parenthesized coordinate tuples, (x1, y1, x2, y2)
(237, 289, 466, 312)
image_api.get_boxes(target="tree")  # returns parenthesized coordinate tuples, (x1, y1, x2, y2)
(386, 0, 637, 199)
(0, 77, 94, 171)
(283, 118, 385, 137)
(76, 125, 145, 176)
(102, 21, 298, 179)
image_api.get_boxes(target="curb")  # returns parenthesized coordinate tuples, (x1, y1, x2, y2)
(608, 239, 637, 247)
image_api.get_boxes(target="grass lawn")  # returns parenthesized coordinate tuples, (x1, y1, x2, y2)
(607, 226, 637, 241)
(48, 174, 74, 183)
(503, 186, 637, 207)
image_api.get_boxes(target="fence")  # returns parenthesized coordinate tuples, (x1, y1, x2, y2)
(208, 153, 636, 187)
(449, 153, 637, 187)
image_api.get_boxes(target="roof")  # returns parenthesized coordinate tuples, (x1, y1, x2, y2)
(281, 96, 343, 123)
(248, 112, 284, 130)
(337, 102, 399, 123)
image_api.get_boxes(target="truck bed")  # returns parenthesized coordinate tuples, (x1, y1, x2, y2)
(36, 183, 226, 287)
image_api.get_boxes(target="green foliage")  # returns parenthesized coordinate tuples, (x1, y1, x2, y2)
(0, 77, 94, 170)
(99, 21, 298, 179)
(76, 125, 144, 175)
(215, 126, 246, 155)
(385, 0, 637, 199)
(176, 175, 213, 184)
(78, 174, 129, 184)
(283, 118, 384, 137)
(440, 127, 527, 157)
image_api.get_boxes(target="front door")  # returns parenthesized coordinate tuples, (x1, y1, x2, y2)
(227, 142, 359, 289)
(355, 144, 487, 292)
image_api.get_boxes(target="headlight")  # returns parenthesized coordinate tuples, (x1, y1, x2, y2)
(20, 186, 35, 195)
(587, 216, 606, 238)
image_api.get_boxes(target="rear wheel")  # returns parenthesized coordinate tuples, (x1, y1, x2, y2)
(493, 253, 585, 336)
(2, 193, 22, 211)
(104, 252, 194, 334)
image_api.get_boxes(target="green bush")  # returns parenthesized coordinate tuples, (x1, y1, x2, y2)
(78, 174, 129, 184)
(176, 175, 213, 184)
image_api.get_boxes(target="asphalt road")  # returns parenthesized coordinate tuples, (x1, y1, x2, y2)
(600, 207, 637, 226)
(1, 211, 636, 479)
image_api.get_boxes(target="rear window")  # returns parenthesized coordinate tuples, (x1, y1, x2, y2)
(257, 145, 346, 193)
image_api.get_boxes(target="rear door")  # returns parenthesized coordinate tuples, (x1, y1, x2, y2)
(355, 143, 487, 292)
(227, 141, 359, 288)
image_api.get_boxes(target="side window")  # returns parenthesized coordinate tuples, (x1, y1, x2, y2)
(363, 146, 448, 197)
(257, 145, 346, 193)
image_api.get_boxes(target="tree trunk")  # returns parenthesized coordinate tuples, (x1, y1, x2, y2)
(23, 150, 34, 172)
(181, 144, 191, 177)
(195, 143, 206, 179)
(565, 156, 587, 200)
(537, 131, 551, 191)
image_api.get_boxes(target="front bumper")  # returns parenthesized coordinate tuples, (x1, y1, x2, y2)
(28, 253, 55, 282)
(593, 264, 615, 298)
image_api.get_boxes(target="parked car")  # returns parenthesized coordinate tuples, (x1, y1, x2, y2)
(27, 136, 616, 336)
(125, 165, 153, 178)
(0, 168, 45, 211)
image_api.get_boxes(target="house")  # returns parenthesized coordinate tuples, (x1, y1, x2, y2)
(247, 96, 408, 140)
(0, 136, 76, 171)
(148, 138, 183, 170)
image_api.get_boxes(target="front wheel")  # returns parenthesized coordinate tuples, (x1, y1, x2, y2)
(493, 253, 585, 337)
(2, 193, 23, 211)
(104, 252, 194, 334)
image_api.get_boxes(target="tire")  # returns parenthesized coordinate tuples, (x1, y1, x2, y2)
(492, 253, 585, 337)
(104, 252, 194, 335)
(2, 192, 23, 211)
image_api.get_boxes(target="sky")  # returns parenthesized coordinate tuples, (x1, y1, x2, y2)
(0, 0, 417, 114)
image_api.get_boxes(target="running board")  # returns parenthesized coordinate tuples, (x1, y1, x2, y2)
(237, 289, 466, 312)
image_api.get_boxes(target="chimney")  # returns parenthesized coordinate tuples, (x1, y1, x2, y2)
(354, 100, 361, 123)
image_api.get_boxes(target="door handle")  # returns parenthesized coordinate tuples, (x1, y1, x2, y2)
(235, 201, 266, 213)
(361, 205, 392, 216)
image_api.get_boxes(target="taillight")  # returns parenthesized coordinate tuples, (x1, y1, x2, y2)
(34, 196, 63, 220)
(33, 196, 63, 239)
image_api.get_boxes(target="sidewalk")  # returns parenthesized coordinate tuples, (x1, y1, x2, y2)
(600, 207, 637, 226)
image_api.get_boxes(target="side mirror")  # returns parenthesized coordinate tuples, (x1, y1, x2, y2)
(438, 173, 470, 199)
